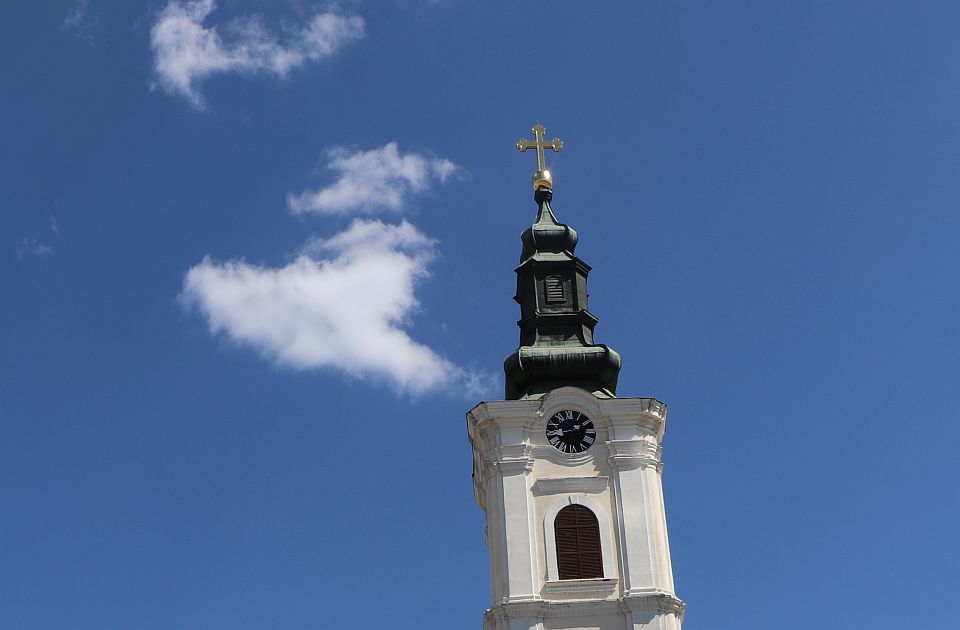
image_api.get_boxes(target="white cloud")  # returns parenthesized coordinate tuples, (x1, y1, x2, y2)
(63, 0, 88, 29)
(63, 0, 97, 44)
(180, 219, 488, 396)
(287, 143, 458, 215)
(150, 0, 365, 107)
(15, 237, 53, 260)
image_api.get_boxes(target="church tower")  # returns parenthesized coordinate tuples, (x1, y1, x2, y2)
(467, 124, 685, 630)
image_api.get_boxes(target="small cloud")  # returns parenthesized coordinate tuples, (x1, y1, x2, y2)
(63, 0, 100, 45)
(49, 214, 59, 235)
(180, 219, 489, 396)
(15, 238, 53, 260)
(150, 0, 365, 108)
(287, 143, 458, 216)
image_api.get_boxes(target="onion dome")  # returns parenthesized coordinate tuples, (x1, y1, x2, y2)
(519, 188, 579, 262)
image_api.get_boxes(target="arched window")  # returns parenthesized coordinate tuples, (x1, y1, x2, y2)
(554, 504, 603, 579)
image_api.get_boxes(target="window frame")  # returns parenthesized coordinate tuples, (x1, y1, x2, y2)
(543, 495, 616, 582)
(544, 275, 565, 303)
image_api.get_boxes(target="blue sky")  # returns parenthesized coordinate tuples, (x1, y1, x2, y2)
(2, 1, 960, 628)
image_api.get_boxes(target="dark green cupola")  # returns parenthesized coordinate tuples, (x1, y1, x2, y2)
(503, 186, 622, 399)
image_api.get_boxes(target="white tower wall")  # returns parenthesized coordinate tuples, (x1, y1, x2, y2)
(468, 387, 684, 630)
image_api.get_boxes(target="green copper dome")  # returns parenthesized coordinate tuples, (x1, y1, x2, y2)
(504, 187, 622, 400)
(519, 194, 579, 262)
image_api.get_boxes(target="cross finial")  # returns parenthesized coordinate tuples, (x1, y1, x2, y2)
(517, 123, 563, 190)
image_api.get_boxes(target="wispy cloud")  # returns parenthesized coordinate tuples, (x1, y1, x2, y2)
(180, 220, 487, 395)
(287, 143, 458, 215)
(15, 237, 54, 260)
(63, 0, 100, 45)
(150, 0, 365, 108)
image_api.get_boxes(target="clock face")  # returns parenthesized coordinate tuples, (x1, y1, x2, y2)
(546, 409, 596, 454)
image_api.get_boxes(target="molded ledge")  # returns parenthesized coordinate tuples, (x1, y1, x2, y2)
(535, 476, 609, 494)
(544, 577, 618, 598)
(622, 589, 686, 619)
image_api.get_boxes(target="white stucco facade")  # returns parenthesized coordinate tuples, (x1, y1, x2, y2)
(467, 387, 684, 630)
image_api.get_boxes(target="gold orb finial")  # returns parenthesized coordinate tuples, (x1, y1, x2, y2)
(533, 169, 552, 189)
(517, 123, 563, 189)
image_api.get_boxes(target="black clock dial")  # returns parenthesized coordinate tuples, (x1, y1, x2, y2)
(545, 409, 596, 454)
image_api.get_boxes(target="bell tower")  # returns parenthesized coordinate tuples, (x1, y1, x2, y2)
(467, 124, 685, 630)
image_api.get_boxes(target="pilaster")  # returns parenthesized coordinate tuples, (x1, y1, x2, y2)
(470, 401, 542, 604)
(604, 398, 673, 596)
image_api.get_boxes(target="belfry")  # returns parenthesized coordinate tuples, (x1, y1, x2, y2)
(467, 125, 685, 630)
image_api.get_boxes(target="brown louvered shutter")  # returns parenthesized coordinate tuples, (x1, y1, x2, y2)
(554, 504, 603, 580)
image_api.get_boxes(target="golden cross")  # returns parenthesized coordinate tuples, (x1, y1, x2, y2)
(516, 123, 563, 189)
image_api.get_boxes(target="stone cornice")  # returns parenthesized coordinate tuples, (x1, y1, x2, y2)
(468, 395, 667, 431)
(604, 398, 668, 440)
(484, 600, 547, 624)
(468, 400, 541, 429)
(483, 444, 534, 477)
(622, 589, 686, 620)
(486, 592, 684, 623)
(603, 397, 667, 418)
(607, 438, 663, 471)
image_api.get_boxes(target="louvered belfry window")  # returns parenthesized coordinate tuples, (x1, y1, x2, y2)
(545, 275, 565, 303)
(554, 504, 603, 580)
